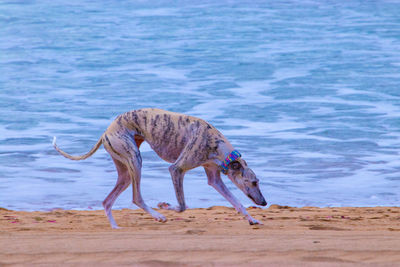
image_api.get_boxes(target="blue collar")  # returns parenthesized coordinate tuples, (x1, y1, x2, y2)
(220, 150, 241, 175)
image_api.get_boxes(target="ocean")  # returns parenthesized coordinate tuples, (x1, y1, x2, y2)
(1, 0, 400, 211)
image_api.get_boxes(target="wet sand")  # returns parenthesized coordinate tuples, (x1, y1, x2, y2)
(1, 205, 400, 266)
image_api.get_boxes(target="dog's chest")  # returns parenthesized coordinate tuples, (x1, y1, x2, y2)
(148, 140, 185, 163)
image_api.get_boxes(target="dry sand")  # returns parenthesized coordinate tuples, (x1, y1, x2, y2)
(1, 205, 400, 266)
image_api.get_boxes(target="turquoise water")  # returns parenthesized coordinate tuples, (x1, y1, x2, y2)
(1, 0, 400, 210)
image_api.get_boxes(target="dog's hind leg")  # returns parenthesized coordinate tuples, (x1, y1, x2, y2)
(102, 157, 131, 229)
(104, 133, 166, 223)
(126, 155, 167, 222)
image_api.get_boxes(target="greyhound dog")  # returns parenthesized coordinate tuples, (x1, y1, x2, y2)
(53, 108, 267, 228)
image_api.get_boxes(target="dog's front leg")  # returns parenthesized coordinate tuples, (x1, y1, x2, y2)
(170, 164, 187, 212)
(204, 166, 262, 225)
(158, 164, 187, 212)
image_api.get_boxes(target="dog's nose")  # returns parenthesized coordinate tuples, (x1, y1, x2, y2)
(258, 196, 267, 206)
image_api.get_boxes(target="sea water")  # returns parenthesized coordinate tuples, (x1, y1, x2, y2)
(1, 0, 400, 211)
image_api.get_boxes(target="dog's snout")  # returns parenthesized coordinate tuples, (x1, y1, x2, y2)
(256, 196, 267, 206)
(247, 194, 267, 206)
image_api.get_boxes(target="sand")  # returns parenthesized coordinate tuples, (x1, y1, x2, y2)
(1, 205, 400, 266)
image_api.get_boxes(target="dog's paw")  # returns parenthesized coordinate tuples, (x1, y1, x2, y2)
(157, 202, 187, 213)
(155, 214, 167, 223)
(248, 218, 263, 225)
(157, 202, 172, 210)
(175, 205, 187, 213)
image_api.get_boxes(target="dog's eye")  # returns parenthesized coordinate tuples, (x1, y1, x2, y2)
(252, 181, 258, 187)
(231, 162, 241, 170)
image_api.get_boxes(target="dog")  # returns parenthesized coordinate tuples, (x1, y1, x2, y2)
(53, 108, 267, 228)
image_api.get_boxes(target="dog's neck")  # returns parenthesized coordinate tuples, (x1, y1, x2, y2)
(217, 141, 234, 159)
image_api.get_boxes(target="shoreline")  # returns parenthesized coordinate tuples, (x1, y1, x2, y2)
(1, 205, 400, 266)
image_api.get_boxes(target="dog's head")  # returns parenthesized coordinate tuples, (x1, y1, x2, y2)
(226, 159, 267, 206)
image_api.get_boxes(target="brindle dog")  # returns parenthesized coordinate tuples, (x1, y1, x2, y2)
(53, 108, 267, 228)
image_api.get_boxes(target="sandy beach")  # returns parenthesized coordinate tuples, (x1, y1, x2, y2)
(1, 205, 400, 266)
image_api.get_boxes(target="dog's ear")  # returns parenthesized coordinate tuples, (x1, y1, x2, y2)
(229, 161, 241, 170)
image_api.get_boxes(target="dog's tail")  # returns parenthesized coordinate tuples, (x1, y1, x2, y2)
(52, 136, 103, 161)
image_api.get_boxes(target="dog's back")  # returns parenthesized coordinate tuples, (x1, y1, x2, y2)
(107, 108, 229, 163)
